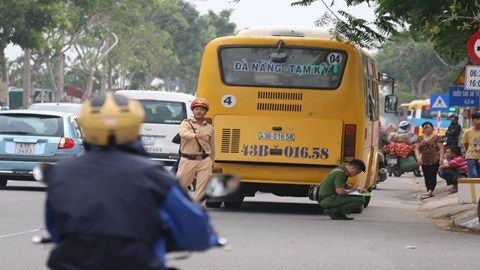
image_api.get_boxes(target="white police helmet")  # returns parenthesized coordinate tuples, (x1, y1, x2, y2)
(398, 121, 410, 129)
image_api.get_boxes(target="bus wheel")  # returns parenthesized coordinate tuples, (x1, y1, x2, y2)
(224, 201, 243, 209)
(363, 195, 371, 208)
(205, 201, 222, 208)
(0, 178, 7, 189)
(352, 206, 363, 214)
(477, 198, 480, 220)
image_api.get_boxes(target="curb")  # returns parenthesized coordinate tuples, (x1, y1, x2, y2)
(410, 175, 480, 233)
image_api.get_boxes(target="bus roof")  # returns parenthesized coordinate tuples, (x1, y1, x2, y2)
(236, 26, 333, 39)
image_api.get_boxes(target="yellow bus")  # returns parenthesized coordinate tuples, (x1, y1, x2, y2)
(403, 99, 457, 137)
(196, 26, 395, 208)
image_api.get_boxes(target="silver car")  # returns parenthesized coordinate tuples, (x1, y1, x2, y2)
(0, 110, 84, 188)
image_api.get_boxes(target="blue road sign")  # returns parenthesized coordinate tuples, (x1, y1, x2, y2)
(449, 86, 480, 106)
(430, 94, 450, 111)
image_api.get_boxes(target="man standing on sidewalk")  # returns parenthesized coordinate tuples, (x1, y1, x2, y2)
(461, 112, 480, 178)
(445, 114, 462, 147)
(177, 98, 215, 202)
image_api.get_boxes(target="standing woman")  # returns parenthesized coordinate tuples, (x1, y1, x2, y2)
(414, 121, 444, 199)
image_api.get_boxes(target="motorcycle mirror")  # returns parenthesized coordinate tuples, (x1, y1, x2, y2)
(205, 174, 241, 199)
(33, 163, 54, 183)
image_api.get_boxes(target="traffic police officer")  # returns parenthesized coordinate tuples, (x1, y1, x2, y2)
(177, 97, 215, 202)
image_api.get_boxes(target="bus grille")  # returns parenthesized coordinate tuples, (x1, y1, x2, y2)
(257, 91, 303, 112)
(221, 128, 241, 153)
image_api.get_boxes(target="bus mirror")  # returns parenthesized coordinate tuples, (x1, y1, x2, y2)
(384, 95, 398, 114)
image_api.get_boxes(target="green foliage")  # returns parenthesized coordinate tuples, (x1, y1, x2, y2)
(290, 0, 479, 62)
(375, 34, 459, 99)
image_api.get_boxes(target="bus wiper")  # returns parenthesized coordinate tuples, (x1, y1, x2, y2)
(270, 40, 288, 63)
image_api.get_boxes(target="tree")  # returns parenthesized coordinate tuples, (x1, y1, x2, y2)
(375, 34, 456, 103)
(0, 0, 62, 107)
(292, 0, 479, 63)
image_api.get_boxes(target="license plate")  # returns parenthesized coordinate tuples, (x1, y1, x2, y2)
(141, 136, 155, 145)
(388, 158, 398, 165)
(15, 143, 35, 154)
(258, 132, 295, 141)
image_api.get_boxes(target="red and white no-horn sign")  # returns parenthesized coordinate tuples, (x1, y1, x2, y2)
(468, 31, 480, 64)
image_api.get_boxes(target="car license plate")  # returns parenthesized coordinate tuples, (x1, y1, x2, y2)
(15, 143, 35, 154)
(258, 132, 295, 141)
(141, 136, 155, 145)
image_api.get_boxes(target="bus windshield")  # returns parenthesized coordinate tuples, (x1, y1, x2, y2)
(220, 47, 347, 89)
(421, 105, 458, 119)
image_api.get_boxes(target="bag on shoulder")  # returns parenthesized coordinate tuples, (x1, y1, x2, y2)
(172, 133, 181, 144)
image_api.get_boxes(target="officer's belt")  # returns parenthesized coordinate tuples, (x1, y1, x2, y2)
(181, 153, 209, 160)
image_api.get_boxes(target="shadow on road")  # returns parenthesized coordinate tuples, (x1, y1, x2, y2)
(212, 201, 325, 215)
(1, 186, 46, 192)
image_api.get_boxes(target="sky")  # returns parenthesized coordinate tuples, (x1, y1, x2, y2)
(6, 0, 376, 59)
(187, 0, 376, 30)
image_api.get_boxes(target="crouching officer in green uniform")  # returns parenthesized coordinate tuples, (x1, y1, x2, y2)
(317, 159, 367, 220)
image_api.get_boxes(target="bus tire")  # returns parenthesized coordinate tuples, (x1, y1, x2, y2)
(478, 198, 480, 220)
(352, 205, 363, 214)
(0, 178, 7, 189)
(363, 195, 371, 208)
(224, 201, 243, 209)
(205, 201, 223, 208)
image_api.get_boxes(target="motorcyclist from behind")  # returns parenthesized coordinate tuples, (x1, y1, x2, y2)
(387, 121, 422, 176)
(43, 92, 219, 270)
(388, 121, 418, 145)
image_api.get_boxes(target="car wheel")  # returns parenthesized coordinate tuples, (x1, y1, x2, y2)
(0, 178, 7, 189)
(205, 201, 223, 208)
(393, 171, 402, 177)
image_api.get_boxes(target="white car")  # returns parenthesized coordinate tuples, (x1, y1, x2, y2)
(116, 90, 196, 166)
(28, 103, 81, 115)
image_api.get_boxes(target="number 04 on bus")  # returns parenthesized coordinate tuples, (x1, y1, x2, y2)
(196, 26, 397, 209)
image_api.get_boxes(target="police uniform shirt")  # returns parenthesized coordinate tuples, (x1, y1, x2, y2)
(179, 119, 215, 162)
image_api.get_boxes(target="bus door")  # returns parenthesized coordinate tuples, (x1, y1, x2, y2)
(362, 56, 378, 188)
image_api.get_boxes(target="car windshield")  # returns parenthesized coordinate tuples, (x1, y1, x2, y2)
(138, 100, 187, 124)
(0, 114, 64, 136)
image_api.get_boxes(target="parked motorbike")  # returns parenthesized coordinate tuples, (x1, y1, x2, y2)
(32, 163, 240, 270)
(386, 153, 420, 177)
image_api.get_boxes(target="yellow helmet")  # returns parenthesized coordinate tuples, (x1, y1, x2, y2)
(190, 98, 210, 111)
(77, 92, 145, 146)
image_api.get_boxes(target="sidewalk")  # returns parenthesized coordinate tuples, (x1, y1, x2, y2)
(409, 175, 480, 233)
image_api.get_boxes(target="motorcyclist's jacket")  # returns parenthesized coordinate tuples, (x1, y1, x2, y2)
(45, 140, 218, 270)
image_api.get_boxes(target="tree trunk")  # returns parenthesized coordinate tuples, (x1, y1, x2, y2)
(82, 70, 94, 102)
(30, 52, 46, 106)
(164, 76, 171, 92)
(100, 62, 107, 94)
(55, 53, 65, 102)
(22, 49, 31, 109)
(0, 47, 9, 107)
